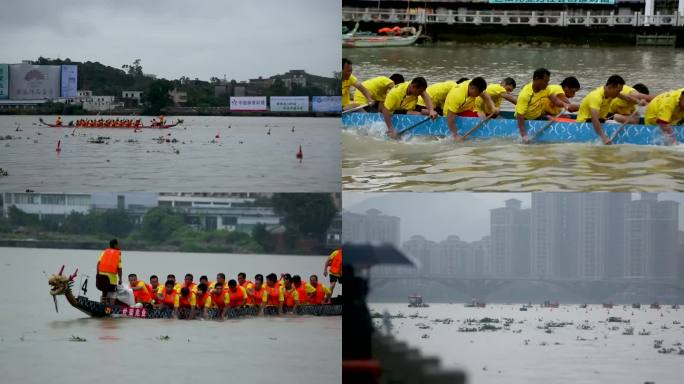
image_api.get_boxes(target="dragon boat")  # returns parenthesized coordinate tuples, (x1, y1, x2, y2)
(342, 112, 683, 145)
(38, 118, 183, 129)
(48, 267, 342, 319)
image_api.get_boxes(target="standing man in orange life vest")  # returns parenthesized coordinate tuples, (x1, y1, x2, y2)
(323, 248, 342, 298)
(96, 239, 122, 305)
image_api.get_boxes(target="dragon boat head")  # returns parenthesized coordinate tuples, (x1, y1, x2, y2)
(48, 265, 78, 296)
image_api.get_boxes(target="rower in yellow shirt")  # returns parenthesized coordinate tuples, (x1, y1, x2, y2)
(515, 68, 551, 143)
(475, 77, 518, 117)
(342, 58, 374, 111)
(576, 75, 626, 145)
(381, 76, 436, 139)
(353, 74, 405, 112)
(644, 88, 684, 144)
(415, 80, 458, 115)
(542, 76, 581, 116)
(609, 83, 652, 124)
(443, 77, 494, 141)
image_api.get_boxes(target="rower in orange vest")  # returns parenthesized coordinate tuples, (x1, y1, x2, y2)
(226, 279, 248, 308)
(195, 283, 210, 317)
(181, 273, 198, 293)
(128, 273, 153, 307)
(324, 248, 342, 298)
(306, 274, 331, 305)
(292, 275, 308, 306)
(165, 273, 182, 293)
(96, 239, 122, 305)
(178, 287, 196, 319)
(209, 273, 226, 291)
(248, 274, 266, 305)
(55, 116, 62, 126)
(262, 273, 284, 314)
(205, 282, 229, 319)
(148, 275, 161, 306)
(237, 272, 253, 292)
(282, 274, 300, 310)
(199, 275, 213, 290)
(158, 280, 179, 312)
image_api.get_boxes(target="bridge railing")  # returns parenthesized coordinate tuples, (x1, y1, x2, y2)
(343, 8, 684, 27)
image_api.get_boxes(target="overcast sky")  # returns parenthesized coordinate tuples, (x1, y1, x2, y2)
(0, 0, 340, 81)
(343, 192, 684, 243)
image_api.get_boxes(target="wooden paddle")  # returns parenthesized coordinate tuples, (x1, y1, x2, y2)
(530, 109, 566, 143)
(462, 113, 495, 141)
(607, 110, 638, 145)
(397, 116, 431, 137)
(342, 103, 372, 114)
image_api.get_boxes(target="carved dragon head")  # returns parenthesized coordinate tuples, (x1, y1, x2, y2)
(48, 265, 78, 296)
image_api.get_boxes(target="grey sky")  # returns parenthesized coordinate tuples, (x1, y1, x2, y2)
(343, 192, 684, 243)
(0, 0, 340, 81)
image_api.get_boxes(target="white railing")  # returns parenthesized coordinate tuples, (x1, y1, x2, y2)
(343, 8, 684, 27)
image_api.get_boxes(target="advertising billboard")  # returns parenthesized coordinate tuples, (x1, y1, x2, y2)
(311, 96, 342, 113)
(0, 64, 8, 99)
(9, 64, 61, 100)
(269, 96, 309, 112)
(60, 65, 78, 98)
(230, 96, 268, 111)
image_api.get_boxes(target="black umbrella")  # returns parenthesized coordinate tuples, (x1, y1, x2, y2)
(342, 243, 419, 269)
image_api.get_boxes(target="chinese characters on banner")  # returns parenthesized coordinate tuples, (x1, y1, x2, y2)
(9, 64, 61, 100)
(269, 96, 309, 112)
(229, 96, 268, 111)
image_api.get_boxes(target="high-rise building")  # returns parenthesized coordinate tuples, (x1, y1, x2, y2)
(490, 199, 530, 277)
(402, 235, 439, 275)
(438, 235, 468, 276)
(342, 208, 401, 246)
(624, 193, 679, 279)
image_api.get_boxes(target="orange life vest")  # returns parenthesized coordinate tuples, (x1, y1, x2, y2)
(196, 292, 209, 309)
(179, 293, 195, 308)
(308, 283, 325, 305)
(239, 280, 253, 290)
(251, 285, 266, 305)
(283, 286, 297, 307)
(294, 283, 308, 306)
(210, 291, 227, 308)
(329, 249, 342, 276)
(265, 285, 281, 306)
(227, 287, 246, 308)
(132, 281, 153, 303)
(98, 248, 120, 274)
(161, 289, 177, 307)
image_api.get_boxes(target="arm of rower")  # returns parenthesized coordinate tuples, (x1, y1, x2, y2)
(516, 114, 528, 140)
(502, 93, 518, 105)
(355, 82, 374, 106)
(590, 108, 610, 144)
(447, 111, 462, 141)
(549, 94, 567, 108)
(421, 91, 437, 119)
(323, 258, 330, 277)
(481, 92, 497, 114)
(381, 103, 397, 138)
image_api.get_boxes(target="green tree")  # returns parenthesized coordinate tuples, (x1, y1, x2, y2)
(122, 59, 143, 77)
(7, 206, 40, 228)
(100, 209, 133, 237)
(271, 194, 338, 240)
(144, 79, 174, 114)
(252, 223, 275, 252)
(140, 207, 185, 242)
(269, 78, 288, 96)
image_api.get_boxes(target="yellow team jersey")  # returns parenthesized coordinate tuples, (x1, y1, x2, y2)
(475, 83, 508, 114)
(98, 251, 121, 285)
(645, 88, 684, 125)
(342, 74, 357, 107)
(541, 84, 566, 115)
(577, 86, 615, 122)
(383, 82, 418, 113)
(443, 80, 478, 116)
(515, 82, 550, 120)
(353, 76, 394, 105)
(609, 85, 637, 115)
(417, 80, 457, 108)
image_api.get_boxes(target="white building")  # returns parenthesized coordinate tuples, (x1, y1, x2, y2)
(121, 91, 143, 103)
(82, 95, 123, 112)
(342, 209, 401, 246)
(2, 192, 91, 220)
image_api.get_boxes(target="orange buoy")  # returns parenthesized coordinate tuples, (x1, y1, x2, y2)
(296, 145, 303, 161)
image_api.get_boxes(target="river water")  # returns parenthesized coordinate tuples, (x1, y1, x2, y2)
(0, 247, 341, 383)
(342, 45, 684, 191)
(370, 303, 684, 384)
(0, 116, 340, 192)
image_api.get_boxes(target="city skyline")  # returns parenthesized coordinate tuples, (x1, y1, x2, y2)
(0, 0, 340, 81)
(343, 192, 684, 243)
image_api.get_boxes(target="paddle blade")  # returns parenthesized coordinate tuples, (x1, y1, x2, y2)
(53, 295, 59, 313)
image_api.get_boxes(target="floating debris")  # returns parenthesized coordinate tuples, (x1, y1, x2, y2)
(0, 168, 8, 177)
(70, 335, 87, 342)
(158, 335, 170, 341)
(421, 334, 430, 339)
